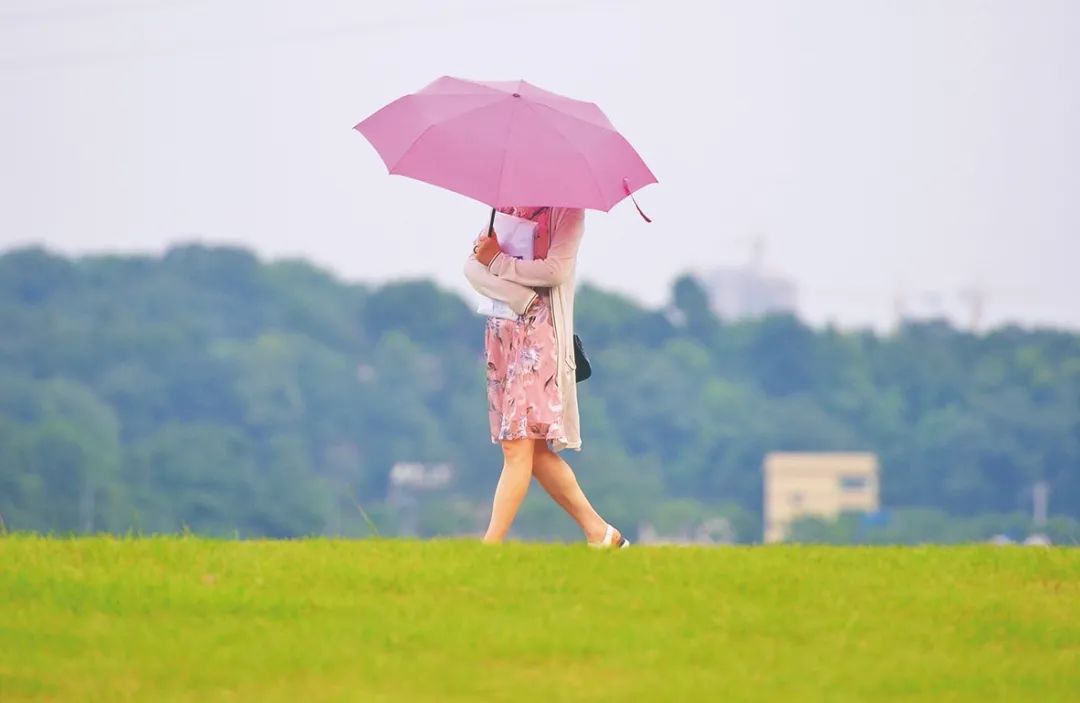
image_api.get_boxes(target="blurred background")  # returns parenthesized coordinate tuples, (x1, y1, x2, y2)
(0, 0, 1076, 543)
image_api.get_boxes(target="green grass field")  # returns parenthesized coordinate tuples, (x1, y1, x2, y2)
(1, 537, 1077, 702)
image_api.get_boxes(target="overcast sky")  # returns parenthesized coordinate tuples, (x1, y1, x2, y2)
(1, 0, 1076, 330)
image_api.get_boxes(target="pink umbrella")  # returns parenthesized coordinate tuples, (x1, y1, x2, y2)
(354, 76, 655, 226)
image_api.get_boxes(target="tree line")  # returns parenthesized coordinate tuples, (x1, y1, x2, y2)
(1, 244, 1076, 542)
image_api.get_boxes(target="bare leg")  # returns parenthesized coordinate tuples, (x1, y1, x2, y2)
(531, 440, 610, 543)
(483, 438, 535, 543)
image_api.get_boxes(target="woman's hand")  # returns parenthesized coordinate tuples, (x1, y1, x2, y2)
(473, 232, 502, 267)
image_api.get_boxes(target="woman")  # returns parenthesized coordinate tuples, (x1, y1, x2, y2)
(464, 206, 629, 548)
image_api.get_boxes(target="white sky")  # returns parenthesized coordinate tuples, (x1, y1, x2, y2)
(1, 0, 1076, 330)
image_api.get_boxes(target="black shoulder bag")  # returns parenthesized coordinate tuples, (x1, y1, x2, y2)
(573, 334, 592, 383)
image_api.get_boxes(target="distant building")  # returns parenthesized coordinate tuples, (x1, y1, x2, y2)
(389, 462, 453, 490)
(700, 266, 797, 321)
(763, 452, 880, 543)
(387, 462, 455, 536)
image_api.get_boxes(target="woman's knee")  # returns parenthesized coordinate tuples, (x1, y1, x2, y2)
(500, 438, 535, 463)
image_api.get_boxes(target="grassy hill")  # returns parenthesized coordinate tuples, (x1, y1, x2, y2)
(1, 537, 1077, 702)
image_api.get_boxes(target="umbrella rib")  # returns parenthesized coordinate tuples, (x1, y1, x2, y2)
(492, 97, 523, 207)
(522, 100, 606, 208)
(529, 99, 620, 135)
(436, 78, 617, 132)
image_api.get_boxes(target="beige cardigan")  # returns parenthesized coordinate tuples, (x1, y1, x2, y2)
(463, 207, 585, 452)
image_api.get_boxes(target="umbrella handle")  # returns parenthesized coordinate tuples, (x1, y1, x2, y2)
(487, 207, 496, 237)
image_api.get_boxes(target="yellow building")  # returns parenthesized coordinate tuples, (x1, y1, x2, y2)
(763, 452, 880, 543)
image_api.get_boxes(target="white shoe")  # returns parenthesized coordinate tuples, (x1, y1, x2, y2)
(589, 524, 630, 549)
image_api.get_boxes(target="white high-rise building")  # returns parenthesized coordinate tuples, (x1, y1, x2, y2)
(701, 266, 798, 321)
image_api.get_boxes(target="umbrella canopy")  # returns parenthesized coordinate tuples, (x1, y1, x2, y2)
(354, 76, 656, 212)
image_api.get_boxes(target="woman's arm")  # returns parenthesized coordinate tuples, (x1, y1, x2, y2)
(464, 256, 538, 316)
(486, 208, 584, 287)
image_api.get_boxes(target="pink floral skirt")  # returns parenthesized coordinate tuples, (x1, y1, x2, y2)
(484, 294, 566, 444)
